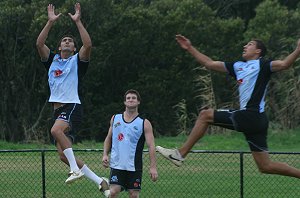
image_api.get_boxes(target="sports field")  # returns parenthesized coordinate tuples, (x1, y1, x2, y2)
(1, 149, 300, 197)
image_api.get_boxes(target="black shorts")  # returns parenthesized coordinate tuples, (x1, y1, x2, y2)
(109, 168, 142, 191)
(52, 103, 82, 143)
(213, 109, 269, 152)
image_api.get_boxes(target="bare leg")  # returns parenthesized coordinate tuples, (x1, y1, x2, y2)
(56, 142, 84, 168)
(110, 184, 122, 198)
(51, 120, 84, 168)
(178, 109, 214, 158)
(51, 120, 72, 150)
(129, 190, 140, 198)
(252, 151, 300, 178)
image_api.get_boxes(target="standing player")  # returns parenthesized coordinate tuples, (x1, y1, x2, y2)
(36, 3, 110, 196)
(102, 89, 158, 198)
(157, 34, 300, 179)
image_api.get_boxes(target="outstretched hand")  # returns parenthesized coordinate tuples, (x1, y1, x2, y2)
(176, 34, 192, 50)
(47, 4, 62, 22)
(68, 2, 81, 22)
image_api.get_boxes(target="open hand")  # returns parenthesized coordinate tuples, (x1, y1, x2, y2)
(176, 34, 192, 50)
(47, 4, 61, 22)
(68, 2, 81, 22)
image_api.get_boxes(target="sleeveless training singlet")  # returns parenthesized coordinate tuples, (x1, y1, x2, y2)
(110, 114, 145, 171)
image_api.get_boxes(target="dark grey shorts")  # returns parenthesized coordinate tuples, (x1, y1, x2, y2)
(109, 168, 142, 191)
(213, 109, 269, 152)
(52, 103, 82, 143)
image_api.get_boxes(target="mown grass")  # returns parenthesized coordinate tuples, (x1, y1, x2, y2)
(1, 128, 299, 151)
(1, 128, 300, 197)
(1, 149, 300, 197)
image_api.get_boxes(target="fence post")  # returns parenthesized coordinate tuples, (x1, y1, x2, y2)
(41, 150, 46, 198)
(240, 152, 244, 198)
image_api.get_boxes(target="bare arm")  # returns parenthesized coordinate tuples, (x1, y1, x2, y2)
(144, 119, 158, 182)
(271, 39, 300, 72)
(102, 116, 113, 168)
(36, 4, 62, 60)
(176, 34, 226, 72)
(69, 3, 92, 61)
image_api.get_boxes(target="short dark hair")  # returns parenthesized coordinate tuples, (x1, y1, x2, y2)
(124, 89, 141, 101)
(57, 34, 78, 51)
(253, 39, 267, 57)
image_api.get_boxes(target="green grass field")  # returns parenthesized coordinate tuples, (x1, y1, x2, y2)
(1, 128, 300, 197)
(1, 128, 300, 151)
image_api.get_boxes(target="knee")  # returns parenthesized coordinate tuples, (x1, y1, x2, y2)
(109, 189, 119, 197)
(51, 128, 61, 137)
(197, 108, 214, 122)
(257, 165, 270, 174)
(129, 191, 139, 198)
(257, 162, 276, 174)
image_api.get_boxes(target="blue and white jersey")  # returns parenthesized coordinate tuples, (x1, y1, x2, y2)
(225, 58, 273, 113)
(110, 114, 145, 171)
(42, 52, 88, 104)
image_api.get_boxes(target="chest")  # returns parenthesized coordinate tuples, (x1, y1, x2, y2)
(49, 56, 77, 78)
(112, 117, 143, 142)
(234, 61, 260, 79)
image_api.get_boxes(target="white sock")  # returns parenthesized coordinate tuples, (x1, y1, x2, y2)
(81, 164, 103, 185)
(63, 148, 79, 172)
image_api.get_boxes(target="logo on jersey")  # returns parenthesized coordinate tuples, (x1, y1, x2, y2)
(237, 78, 243, 85)
(53, 57, 60, 62)
(54, 69, 63, 77)
(114, 122, 121, 128)
(117, 133, 124, 141)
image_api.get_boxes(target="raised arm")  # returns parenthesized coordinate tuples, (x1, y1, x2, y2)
(102, 116, 113, 168)
(69, 3, 92, 61)
(144, 119, 158, 182)
(271, 39, 300, 72)
(36, 4, 62, 60)
(176, 34, 226, 72)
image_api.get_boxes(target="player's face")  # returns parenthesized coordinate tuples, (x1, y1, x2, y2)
(242, 41, 261, 60)
(124, 93, 140, 108)
(59, 37, 76, 53)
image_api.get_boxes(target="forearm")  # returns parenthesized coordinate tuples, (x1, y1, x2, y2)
(36, 20, 53, 47)
(187, 46, 214, 69)
(75, 20, 92, 48)
(148, 146, 157, 168)
(103, 139, 111, 156)
(283, 48, 300, 68)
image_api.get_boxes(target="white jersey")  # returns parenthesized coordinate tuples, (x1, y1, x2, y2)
(110, 113, 145, 171)
(224, 58, 272, 113)
(42, 52, 89, 104)
(48, 53, 80, 103)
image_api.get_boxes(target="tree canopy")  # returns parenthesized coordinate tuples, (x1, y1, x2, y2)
(0, 0, 299, 142)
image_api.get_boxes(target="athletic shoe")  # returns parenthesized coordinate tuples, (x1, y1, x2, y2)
(99, 177, 110, 198)
(65, 170, 84, 184)
(156, 146, 184, 167)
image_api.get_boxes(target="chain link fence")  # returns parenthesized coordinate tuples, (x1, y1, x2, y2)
(1, 149, 300, 198)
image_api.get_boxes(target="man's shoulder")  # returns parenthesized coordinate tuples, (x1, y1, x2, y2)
(259, 57, 272, 65)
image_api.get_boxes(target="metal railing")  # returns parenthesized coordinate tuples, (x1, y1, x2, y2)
(1, 149, 300, 198)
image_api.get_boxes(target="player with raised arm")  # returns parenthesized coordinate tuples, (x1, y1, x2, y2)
(36, 3, 110, 197)
(157, 34, 300, 179)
